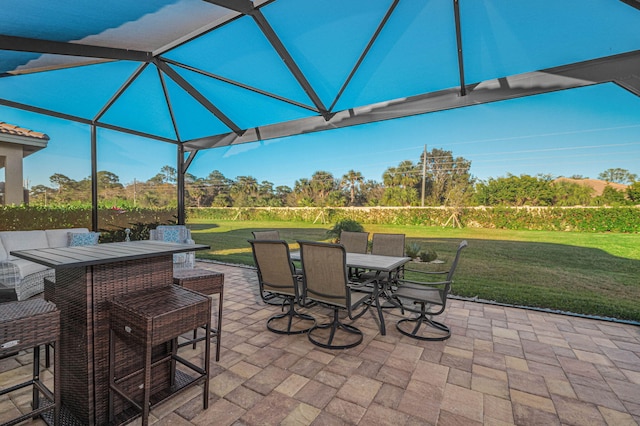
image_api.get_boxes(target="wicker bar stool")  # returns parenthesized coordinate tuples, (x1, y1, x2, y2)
(108, 285, 211, 426)
(173, 268, 224, 361)
(0, 298, 60, 426)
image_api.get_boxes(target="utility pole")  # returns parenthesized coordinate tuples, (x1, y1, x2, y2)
(421, 144, 427, 207)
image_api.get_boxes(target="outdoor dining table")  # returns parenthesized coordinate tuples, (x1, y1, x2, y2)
(10, 240, 209, 426)
(290, 251, 411, 335)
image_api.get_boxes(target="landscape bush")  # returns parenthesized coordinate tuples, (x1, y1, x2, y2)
(419, 249, 438, 263)
(405, 242, 422, 258)
(2, 205, 638, 233)
(186, 206, 640, 233)
(0, 205, 176, 232)
(325, 219, 365, 242)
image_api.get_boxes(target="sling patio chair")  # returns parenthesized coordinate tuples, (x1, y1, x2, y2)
(339, 230, 369, 279)
(357, 232, 406, 291)
(298, 240, 372, 349)
(249, 239, 315, 334)
(390, 240, 468, 341)
(339, 231, 369, 254)
(251, 230, 300, 305)
(370, 233, 406, 257)
(251, 230, 281, 240)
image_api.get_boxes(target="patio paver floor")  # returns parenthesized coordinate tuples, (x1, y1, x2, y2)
(1, 261, 639, 425)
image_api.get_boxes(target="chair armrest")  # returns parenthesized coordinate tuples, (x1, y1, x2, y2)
(186, 238, 195, 245)
(403, 269, 450, 286)
(404, 268, 449, 276)
(398, 278, 449, 288)
(348, 276, 379, 293)
(0, 261, 21, 286)
(349, 275, 378, 286)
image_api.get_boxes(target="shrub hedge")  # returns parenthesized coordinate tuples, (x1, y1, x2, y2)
(186, 206, 640, 233)
(0, 205, 176, 232)
(2, 205, 638, 233)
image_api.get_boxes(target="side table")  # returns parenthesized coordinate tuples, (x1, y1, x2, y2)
(173, 268, 224, 361)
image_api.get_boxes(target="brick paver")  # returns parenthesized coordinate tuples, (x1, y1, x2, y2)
(4, 261, 640, 425)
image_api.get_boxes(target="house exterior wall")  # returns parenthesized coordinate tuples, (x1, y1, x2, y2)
(0, 142, 25, 205)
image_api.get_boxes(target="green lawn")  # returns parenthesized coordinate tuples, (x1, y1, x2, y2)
(188, 219, 640, 323)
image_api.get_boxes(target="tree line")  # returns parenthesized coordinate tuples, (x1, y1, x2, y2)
(28, 148, 639, 208)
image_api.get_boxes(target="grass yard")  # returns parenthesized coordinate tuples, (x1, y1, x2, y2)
(188, 219, 640, 323)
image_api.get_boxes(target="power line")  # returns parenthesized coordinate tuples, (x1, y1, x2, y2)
(466, 141, 640, 158)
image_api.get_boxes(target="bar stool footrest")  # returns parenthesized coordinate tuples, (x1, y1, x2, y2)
(109, 370, 202, 426)
(40, 403, 84, 426)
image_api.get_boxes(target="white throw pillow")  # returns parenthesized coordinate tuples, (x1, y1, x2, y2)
(0, 238, 7, 261)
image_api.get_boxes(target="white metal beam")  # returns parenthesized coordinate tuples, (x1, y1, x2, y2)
(184, 50, 640, 151)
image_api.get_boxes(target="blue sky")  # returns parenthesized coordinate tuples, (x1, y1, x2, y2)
(2, 82, 639, 189)
(1, 0, 639, 190)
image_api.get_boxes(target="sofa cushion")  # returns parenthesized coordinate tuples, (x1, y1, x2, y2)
(0, 238, 7, 261)
(0, 230, 49, 260)
(156, 227, 182, 243)
(174, 252, 188, 263)
(46, 228, 90, 248)
(6, 258, 50, 279)
(155, 225, 191, 244)
(68, 232, 100, 246)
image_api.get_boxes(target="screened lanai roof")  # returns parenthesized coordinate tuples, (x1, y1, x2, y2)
(1, 0, 639, 156)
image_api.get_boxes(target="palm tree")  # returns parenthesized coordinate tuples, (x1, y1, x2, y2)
(309, 171, 335, 205)
(341, 170, 363, 205)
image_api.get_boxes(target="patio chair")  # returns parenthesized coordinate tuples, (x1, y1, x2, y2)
(298, 240, 371, 349)
(251, 230, 280, 240)
(250, 230, 300, 305)
(391, 240, 467, 341)
(339, 230, 369, 280)
(149, 225, 195, 270)
(370, 233, 406, 257)
(249, 239, 315, 334)
(339, 231, 369, 254)
(358, 232, 406, 287)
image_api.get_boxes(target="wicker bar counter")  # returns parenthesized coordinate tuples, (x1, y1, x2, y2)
(11, 240, 210, 426)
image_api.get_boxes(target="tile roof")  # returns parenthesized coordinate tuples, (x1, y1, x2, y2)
(0, 121, 49, 140)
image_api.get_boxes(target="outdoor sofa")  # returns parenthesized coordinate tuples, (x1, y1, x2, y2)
(0, 228, 94, 301)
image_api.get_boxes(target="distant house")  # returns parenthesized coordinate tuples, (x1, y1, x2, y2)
(0, 121, 49, 205)
(554, 177, 628, 197)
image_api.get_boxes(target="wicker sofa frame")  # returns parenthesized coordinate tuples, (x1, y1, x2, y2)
(0, 228, 89, 301)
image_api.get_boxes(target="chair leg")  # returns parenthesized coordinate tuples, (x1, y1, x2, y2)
(262, 291, 285, 306)
(266, 298, 315, 335)
(396, 303, 451, 341)
(45, 343, 51, 369)
(108, 329, 116, 424)
(192, 329, 198, 350)
(308, 308, 363, 350)
(32, 345, 40, 415)
(142, 342, 152, 426)
(215, 288, 223, 362)
(203, 320, 211, 409)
